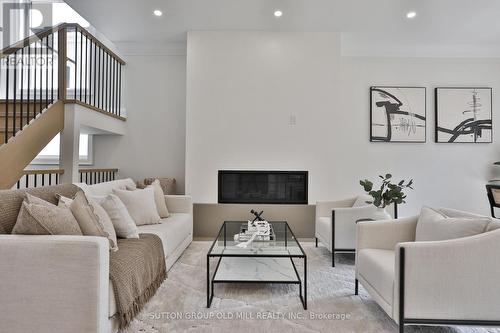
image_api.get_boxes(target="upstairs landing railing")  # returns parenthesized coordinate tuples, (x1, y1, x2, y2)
(0, 23, 125, 145)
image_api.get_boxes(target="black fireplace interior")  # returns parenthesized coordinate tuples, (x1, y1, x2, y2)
(218, 170, 308, 204)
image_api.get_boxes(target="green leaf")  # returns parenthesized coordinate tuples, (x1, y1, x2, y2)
(360, 180, 373, 192)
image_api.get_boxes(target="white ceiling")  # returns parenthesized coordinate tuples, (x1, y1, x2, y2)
(65, 0, 500, 55)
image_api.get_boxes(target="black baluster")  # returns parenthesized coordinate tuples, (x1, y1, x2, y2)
(104, 52, 109, 111)
(34, 174, 37, 187)
(25, 174, 29, 188)
(79, 30, 83, 101)
(45, 36, 48, 109)
(49, 173, 52, 185)
(51, 33, 54, 103)
(13, 50, 17, 137)
(33, 42, 36, 120)
(115, 61, 118, 115)
(85, 34, 88, 104)
(55, 173, 59, 184)
(17, 180, 20, 189)
(102, 48, 105, 111)
(98, 47, 102, 109)
(39, 40, 42, 114)
(112, 58, 115, 114)
(20, 48, 23, 130)
(74, 28, 77, 100)
(42, 173, 45, 186)
(118, 64, 122, 116)
(5, 54, 10, 143)
(27, 43, 31, 125)
(87, 39, 93, 105)
(44, 36, 48, 108)
(93, 41, 97, 107)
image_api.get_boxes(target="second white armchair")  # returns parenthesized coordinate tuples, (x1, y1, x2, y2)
(355, 208, 500, 332)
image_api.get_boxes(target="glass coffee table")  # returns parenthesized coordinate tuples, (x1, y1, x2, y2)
(207, 221, 307, 309)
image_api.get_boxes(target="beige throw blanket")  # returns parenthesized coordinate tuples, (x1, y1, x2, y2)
(110, 233, 166, 328)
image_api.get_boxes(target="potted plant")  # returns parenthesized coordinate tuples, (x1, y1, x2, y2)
(360, 174, 414, 220)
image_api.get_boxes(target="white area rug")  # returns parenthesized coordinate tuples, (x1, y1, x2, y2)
(120, 242, 500, 333)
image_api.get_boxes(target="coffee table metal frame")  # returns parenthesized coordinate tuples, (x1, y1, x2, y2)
(206, 221, 307, 310)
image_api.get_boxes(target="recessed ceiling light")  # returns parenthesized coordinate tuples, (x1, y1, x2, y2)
(274, 10, 283, 17)
(406, 11, 416, 19)
(153, 9, 162, 17)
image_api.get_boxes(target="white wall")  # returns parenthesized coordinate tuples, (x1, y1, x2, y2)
(93, 54, 187, 193)
(186, 31, 500, 216)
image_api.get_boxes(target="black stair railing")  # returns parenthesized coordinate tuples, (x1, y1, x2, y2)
(16, 169, 64, 189)
(0, 24, 62, 144)
(79, 168, 118, 185)
(15, 167, 119, 189)
(65, 25, 124, 118)
(0, 23, 125, 145)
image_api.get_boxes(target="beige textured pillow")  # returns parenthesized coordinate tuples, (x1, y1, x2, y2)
(12, 194, 82, 236)
(416, 206, 490, 242)
(113, 188, 161, 225)
(70, 190, 118, 251)
(94, 194, 139, 239)
(142, 177, 176, 194)
(147, 179, 169, 218)
(26, 193, 56, 206)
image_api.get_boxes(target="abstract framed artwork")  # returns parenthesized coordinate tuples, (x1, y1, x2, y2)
(370, 86, 426, 142)
(435, 87, 492, 143)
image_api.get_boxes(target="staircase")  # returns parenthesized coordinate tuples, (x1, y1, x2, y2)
(0, 23, 125, 189)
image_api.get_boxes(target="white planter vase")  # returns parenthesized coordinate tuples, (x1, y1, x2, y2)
(372, 207, 391, 221)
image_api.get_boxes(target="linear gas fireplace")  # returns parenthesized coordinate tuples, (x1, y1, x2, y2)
(218, 170, 308, 204)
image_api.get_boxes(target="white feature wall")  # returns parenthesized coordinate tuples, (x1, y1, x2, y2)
(93, 54, 187, 193)
(186, 31, 500, 216)
(186, 31, 342, 203)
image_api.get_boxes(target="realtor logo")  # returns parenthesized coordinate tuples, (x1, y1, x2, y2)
(2, 2, 53, 49)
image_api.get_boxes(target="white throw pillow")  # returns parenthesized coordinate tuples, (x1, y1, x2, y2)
(147, 179, 170, 218)
(95, 194, 139, 239)
(415, 206, 490, 242)
(113, 188, 161, 226)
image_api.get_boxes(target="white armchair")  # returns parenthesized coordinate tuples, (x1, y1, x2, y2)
(355, 213, 500, 332)
(315, 194, 396, 267)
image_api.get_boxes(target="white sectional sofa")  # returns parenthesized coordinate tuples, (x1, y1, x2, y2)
(0, 179, 193, 333)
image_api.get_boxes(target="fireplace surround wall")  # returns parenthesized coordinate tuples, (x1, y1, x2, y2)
(218, 170, 308, 204)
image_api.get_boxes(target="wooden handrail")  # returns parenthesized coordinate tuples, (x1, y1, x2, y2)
(72, 25, 125, 65)
(23, 169, 64, 175)
(78, 168, 118, 173)
(64, 100, 126, 121)
(0, 23, 125, 64)
(23, 168, 118, 175)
